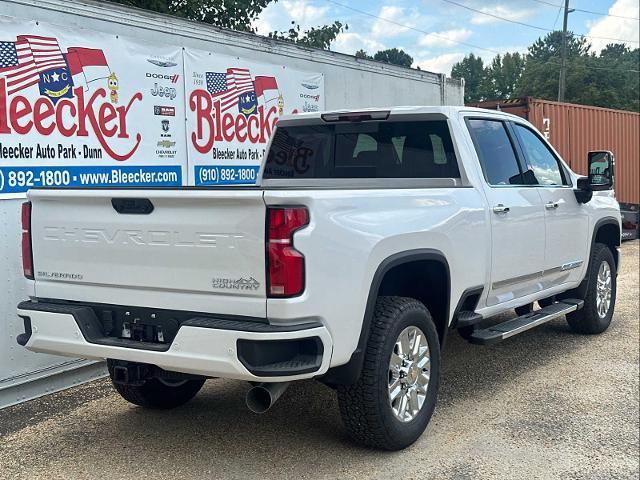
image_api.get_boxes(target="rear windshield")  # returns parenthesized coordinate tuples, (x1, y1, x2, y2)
(263, 120, 460, 179)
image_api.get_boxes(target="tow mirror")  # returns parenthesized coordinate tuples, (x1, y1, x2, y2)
(588, 150, 615, 191)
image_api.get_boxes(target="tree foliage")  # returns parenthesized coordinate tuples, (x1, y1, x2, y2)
(104, 0, 345, 49)
(269, 21, 346, 50)
(483, 52, 525, 100)
(450, 53, 485, 103)
(105, 0, 271, 32)
(451, 31, 639, 112)
(513, 32, 591, 101)
(354, 49, 372, 60)
(354, 48, 414, 68)
(373, 48, 413, 67)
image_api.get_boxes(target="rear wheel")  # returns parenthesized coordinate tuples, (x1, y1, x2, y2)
(567, 243, 617, 334)
(108, 362, 205, 409)
(337, 296, 440, 450)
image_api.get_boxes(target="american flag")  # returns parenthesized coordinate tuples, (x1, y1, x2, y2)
(0, 35, 68, 95)
(206, 68, 254, 112)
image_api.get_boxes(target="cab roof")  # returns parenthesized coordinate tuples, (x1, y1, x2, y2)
(278, 105, 525, 124)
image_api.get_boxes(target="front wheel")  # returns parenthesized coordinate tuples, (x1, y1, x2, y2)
(337, 296, 441, 450)
(567, 243, 617, 334)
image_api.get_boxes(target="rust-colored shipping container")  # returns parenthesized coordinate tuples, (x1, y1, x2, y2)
(468, 97, 640, 206)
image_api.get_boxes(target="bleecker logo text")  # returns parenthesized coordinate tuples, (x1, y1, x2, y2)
(190, 89, 277, 153)
(0, 79, 143, 161)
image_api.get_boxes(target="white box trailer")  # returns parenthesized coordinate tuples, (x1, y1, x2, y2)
(0, 0, 463, 408)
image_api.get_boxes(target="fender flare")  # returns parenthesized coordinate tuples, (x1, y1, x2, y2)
(591, 216, 621, 248)
(591, 216, 621, 269)
(566, 216, 621, 300)
(320, 248, 450, 386)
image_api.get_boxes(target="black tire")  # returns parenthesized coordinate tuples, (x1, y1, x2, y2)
(567, 243, 617, 334)
(337, 296, 441, 450)
(515, 303, 534, 316)
(108, 363, 205, 409)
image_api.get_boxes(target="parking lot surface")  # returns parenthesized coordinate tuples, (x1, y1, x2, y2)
(1, 241, 638, 480)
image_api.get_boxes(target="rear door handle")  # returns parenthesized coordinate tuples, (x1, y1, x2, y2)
(492, 204, 510, 214)
(545, 202, 559, 210)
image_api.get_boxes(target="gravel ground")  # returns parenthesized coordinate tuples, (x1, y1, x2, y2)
(1, 241, 638, 480)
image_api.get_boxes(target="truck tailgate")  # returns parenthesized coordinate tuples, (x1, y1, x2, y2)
(28, 189, 267, 318)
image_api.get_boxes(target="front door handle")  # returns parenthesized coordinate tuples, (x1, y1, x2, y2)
(493, 204, 510, 214)
(545, 202, 559, 210)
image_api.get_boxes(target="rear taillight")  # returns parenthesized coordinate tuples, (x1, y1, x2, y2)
(21, 201, 34, 279)
(266, 207, 309, 297)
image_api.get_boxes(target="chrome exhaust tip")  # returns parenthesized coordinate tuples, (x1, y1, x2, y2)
(246, 382, 290, 414)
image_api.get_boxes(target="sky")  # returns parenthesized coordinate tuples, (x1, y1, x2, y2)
(252, 0, 640, 74)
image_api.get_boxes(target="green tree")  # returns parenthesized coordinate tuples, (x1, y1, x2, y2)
(514, 31, 592, 101)
(105, 0, 271, 32)
(451, 31, 639, 111)
(355, 49, 373, 60)
(372, 48, 413, 68)
(353, 48, 414, 67)
(269, 21, 347, 50)
(450, 53, 486, 103)
(513, 31, 639, 111)
(104, 0, 345, 49)
(482, 52, 525, 100)
(588, 45, 640, 111)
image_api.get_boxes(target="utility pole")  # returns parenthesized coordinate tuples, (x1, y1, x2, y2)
(558, 0, 574, 102)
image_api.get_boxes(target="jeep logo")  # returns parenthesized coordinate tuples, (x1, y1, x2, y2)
(150, 83, 177, 100)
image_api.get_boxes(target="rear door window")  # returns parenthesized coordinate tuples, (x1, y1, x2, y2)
(466, 119, 525, 186)
(263, 120, 460, 179)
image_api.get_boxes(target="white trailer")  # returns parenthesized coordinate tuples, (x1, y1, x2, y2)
(0, 0, 463, 408)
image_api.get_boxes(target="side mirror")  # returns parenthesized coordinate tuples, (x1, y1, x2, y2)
(588, 150, 615, 191)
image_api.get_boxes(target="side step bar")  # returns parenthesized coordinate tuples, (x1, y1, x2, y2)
(469, 299, 584, 346)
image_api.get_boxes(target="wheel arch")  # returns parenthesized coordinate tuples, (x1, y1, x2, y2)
(560, 216, 621, 302)
(592, 217, 621, 269)
(320, 249, 450, 386)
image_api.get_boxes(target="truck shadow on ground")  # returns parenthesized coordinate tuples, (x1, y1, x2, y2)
(3, 305, 631, 480)
(43, 315, 605, 473)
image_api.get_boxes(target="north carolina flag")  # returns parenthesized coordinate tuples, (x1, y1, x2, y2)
(64, 47, 110, 85)
(254, 76, 279, 102)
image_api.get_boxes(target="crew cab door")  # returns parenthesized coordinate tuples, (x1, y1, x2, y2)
(510, 122, 589, 286)
(466, 118, 546, 307)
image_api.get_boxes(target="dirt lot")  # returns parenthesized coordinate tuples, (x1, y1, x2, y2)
(1, 241, 638, 480)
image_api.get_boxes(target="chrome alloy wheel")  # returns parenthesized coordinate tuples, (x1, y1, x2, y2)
(596, 260, 612, 319)
(388, 326, 430, 422)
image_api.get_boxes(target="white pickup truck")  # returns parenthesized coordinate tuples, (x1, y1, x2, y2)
(17, 107, 621, 450)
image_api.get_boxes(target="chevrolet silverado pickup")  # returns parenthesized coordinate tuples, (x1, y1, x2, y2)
(17, 107, 621, 450)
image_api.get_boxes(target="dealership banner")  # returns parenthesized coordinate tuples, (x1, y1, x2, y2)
(0, 17, 186, 198)
(184, 48, 324, 185)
